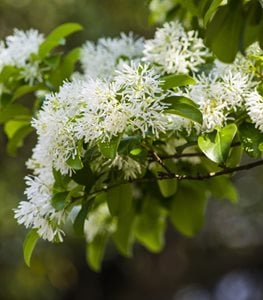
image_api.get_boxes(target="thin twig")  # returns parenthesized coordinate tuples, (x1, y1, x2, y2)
(150, 151, 174, 177)
(88, 159, 263, 198)
(156, 159, 263, 180)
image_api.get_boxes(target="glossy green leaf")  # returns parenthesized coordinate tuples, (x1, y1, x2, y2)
(204, 0, 224, 26)
(23, 229, 39, 267)
(0, 104, 30, 124)
(12, 84, 46, 101)
(239, 122, 263, 158)
(48, 47, 81, 88)
(158, 179, 178, 198)
(51, 191, 69, 211)
(52, 169, 70, 193)
(38, 23, 83, 59)
(66, 155, 83, 170)
(161, 74, 196, 90)
(113, 210, 135, 257)
(219, 123, 238, 161)
(98, 135, 121, 159)
(6, 124, 33, 156)
(198, 124, 237, 164)
(150, 161, 178, 198)
(86, 233, 108, 272)
(106, 184, 132, 217)
(208, 176, 238, 203)
(134, 197, 166, 252)
(226, 145, 242, 168)
(74, 201, 91, 236)
(71, 164, 95, 188)
(0, 65, 20, 82)
(4, 120, 29, 139)
(170, 181, 208, 236)
(205, 2, 243, 62)
(164, 96, 203, 124)
(130, 148, 142, 156)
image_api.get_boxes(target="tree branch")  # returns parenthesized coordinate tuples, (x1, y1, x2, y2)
(150, 151, 174, 177)
(88, 159, 263, 197)
(156, 159, 263, 180)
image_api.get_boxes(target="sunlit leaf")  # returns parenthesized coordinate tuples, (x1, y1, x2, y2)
(38, 23, 83, 59)
(86, 233, 108, 272)
(23, 229, 39, 267)
(170, 181, 208, 236)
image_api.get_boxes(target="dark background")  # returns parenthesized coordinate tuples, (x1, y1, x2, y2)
(1, 1, 263, 299)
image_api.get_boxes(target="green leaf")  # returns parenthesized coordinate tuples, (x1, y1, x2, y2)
(113, 210, 135, 257)
(48, 48, 81, 88)
(61, 47, 81, 77)
(98, 135, 121, 159)
(51, 191, 69, 211)
(4, 120, 29, 139)
(198, 123, 237, 163)
(86, 233, 108, 272)
(38, 23, 83, 59)
(219, 123, 238, 161)
(170, 181, 208, 236)
(6, 124, 33, 156)
(226, 145, 242, 168)
(208, 176, 238, 203)
(161, 74, 196, 90)
(0, 65, 20, 82)
(134, 197, 166, 252)
(71, 164, 95, 188)
(0, 104, 30, 124)
(52, 169, 70, 193)
(12, 84, 46, 102)
(239, 122, 263, 158)
(23, 229, 39, 267)
(66, 155, 83, 170)
(0, 93, 13, 108)
(164, 96, 203, 124)
(106, 184, 132, 217)
(150, 161, 178, 198)
(130, 148, 142, 156)
(204, 0, 224, 26)
(205, 2, 243, 62)
(158, 179, 178, 198)
(74, 201, 91, 236)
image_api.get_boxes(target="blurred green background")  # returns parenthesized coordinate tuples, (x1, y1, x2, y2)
(1, 1, 263, 299)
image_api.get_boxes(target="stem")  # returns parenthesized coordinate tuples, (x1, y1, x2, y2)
(88, 159, 263, 197)
(150, 151, 174, 177)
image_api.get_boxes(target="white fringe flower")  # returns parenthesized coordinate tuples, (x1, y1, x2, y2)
(143, 21, 209, 74)
(246, 91, 263, 132)
(80, 33, 144, 80)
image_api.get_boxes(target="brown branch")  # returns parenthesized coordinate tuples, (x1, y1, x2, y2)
(157, 152, 204, 160)
(150, 151, 174, 177)
(88, 159, 263, 198)
(156, 159, 263, 180)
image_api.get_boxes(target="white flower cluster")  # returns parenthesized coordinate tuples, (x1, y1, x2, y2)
(246, 91, 263, 132)
(15, 62, 169, 240)
(187, 69, 254, 132)
(14, 21, 263, 243)
(0, 29, 44, 83)
(15, 169, 65, 242)
(143, 21, 209, 74)
(79, 33, 144, 80)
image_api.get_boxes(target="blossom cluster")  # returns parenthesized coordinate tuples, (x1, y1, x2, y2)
(13, 21, 263, 243)
(0, 29, 44, 84)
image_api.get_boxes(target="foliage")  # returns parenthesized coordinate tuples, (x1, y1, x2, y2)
(0, 14, 262, 271)
(149, 0, 263, 62)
